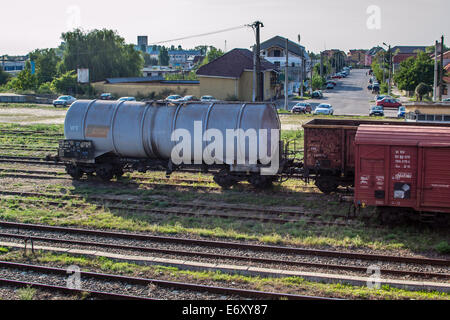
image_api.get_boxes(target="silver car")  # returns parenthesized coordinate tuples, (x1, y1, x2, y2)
(313, 103, 334, 115)
(53, 95, 76, 107)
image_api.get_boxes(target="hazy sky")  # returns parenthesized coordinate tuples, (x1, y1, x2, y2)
(1, 0, 449, 55)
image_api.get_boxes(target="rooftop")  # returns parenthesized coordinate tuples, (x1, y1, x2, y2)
(196, 48, 275, 79)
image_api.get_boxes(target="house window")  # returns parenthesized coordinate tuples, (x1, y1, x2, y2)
(274, 61, 280, 67)
(274, 50, 281, 57)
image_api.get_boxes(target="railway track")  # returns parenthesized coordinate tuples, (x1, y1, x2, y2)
(0, 190, 352, 226)
(0, 261, 333, 300)
(0, 221, 448, 281)
(0, 129, 64, 137)
(0, 166, 322, 193)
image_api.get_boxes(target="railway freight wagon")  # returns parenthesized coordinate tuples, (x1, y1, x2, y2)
(302, 119, 450, 194)
(354, 125, 450, 222)
(58, 100, 281, 188)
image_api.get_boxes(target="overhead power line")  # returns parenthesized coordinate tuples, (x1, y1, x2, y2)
(149, 25, 249, 45)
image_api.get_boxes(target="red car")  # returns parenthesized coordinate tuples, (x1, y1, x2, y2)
(331, 75, 342, 79)
(376, 98, 402, 109)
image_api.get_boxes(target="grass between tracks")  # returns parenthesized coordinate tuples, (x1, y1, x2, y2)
(0, 249, 447, 300)
(0, 186, 449, 255)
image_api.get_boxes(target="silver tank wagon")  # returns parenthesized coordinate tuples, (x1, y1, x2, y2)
(60, 100, 281, 188)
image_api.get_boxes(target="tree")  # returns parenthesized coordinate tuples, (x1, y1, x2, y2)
(143, 53, 158, 66)
(394, 51, 435, 92)
(0, 66, 10, 85)
(60, 29, 144, 82)
(200, 46, 224, 66)
(29, 48, 61, 85)
(415, 82, 431, 101)
(158, 46, 170, 66)
(311, 74, 324, 90)
(8, 61, 38, 91)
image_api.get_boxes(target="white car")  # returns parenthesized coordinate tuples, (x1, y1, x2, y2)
(165, 95, 183, 102)
(313, 103, 334, 115)
(53, 95, 76, 107)
(200, 95, 219, 102)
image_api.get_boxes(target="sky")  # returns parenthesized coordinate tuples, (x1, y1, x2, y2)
(1, 0, 449, 56)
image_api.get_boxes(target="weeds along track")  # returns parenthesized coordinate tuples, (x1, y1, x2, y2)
(0, 221, 448, 282)
(0, 261, 334, 300)
(0, 190, 353, 226)
(0, 129, 64, 137)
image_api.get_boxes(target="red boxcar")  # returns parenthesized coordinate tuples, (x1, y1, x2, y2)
(303, 119, 450, 193)
(355, 125, 450, 215)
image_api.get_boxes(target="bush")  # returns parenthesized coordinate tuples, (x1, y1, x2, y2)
(380, 82, 389, 94)
(37, 82, 55, 94)
(435, 241, 450, 254)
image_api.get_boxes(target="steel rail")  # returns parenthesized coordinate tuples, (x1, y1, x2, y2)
(0, 221, 448, 267)
(0, 230, 447, 280)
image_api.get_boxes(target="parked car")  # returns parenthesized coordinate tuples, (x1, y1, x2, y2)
(369, 105, 384, 117)
(332, 74, 342, 79)
(311, 90, 323, 99)
(372, 85, 380, 94)
(313, 103, 334, 115)
(118, 97, 136, 102)
(367, 84, 373, 90)
(326, 80, 337, 86)
(376, 95, 392, 101)
(291, 102, 312, 114)
(165, 95, 183, 103)
(443, 98, 450, 102)
(377, 97, 402, 108)
(179, 95, 200, 102)
(397, 106, 406, 118)
(326, 82, 335, 89)
(201, 95, 219, 102)
(53, 95, 76, 107)
(100, 93, 114, 100)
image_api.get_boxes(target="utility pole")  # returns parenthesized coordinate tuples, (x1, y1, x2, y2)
(439, 35, 444, 101)
(285, 38, 289, 110)
(252, 46, 256, 102)
(251, 21, 264, 101)
(433, 40, 438, 102)
(320, 52, 323, 78)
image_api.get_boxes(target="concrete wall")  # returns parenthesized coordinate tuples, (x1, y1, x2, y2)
(198, 77, 238, 101)
(92, 82, 200, 98)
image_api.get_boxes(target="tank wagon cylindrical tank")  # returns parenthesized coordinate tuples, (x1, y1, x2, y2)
(58, 100, 281, 188)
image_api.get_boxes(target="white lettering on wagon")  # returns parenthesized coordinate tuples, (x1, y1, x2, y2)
(393, 172, 412, 180)
(431, 184, 450, 188)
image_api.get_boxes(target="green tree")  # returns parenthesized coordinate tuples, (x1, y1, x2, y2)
(0, 66, 10, 85)
(200, 46, 224, 66)
(29, 48, 61, 84)
(143, 53, 158, 66)
(311, 74, 324, 90)
(158, 46, 170, 66)
(8, 61, 38, 91)
(415, 82, 431, 101)
(394, 51, 435, 92)
(60, 29, 144, 82)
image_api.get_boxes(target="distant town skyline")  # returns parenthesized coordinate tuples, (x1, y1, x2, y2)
(1, 0, 449, 56)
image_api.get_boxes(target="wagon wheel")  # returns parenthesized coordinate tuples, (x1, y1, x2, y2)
(213, 169, 237, 189)
(315, 176, 339, 194)
(248, 175, 274, 190)
(66, 165, 83, 180)
(96, 165, 114, 182)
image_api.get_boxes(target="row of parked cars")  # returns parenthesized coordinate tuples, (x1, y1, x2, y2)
(53, 94, 220, 107)
(291, 102, 334, 115)
(369, 95, 405, 118)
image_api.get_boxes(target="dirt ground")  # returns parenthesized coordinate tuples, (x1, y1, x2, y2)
(0, 107, 66, 125)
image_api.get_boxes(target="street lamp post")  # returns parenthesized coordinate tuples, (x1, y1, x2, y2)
(383, 42, 392, 96)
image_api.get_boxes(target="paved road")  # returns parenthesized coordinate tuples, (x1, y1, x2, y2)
(277, 68, 398, 117)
